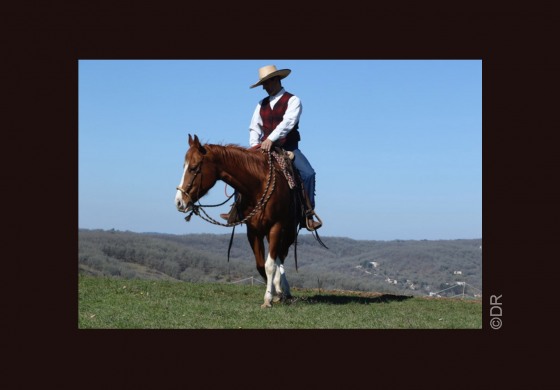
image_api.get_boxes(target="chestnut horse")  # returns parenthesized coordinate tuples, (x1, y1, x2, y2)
(175, 134, 302, 308)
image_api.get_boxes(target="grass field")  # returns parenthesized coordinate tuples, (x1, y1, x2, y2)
(78, 275, 482, 329)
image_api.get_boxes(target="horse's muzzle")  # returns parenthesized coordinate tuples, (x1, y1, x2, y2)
(184, 201, 194, 213)
(175, 188, 194, 213)
(177, 201, 194, 213)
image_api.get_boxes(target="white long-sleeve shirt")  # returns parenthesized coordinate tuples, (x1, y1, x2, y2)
(249, 88, 302, 147)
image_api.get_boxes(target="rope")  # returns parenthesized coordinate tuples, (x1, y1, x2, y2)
(198, 193, 234, 208)
(271, 150, 296, 189)
(224, 183, 233, 198)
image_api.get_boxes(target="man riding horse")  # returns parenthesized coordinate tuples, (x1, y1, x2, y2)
(221, 65, 322, 231)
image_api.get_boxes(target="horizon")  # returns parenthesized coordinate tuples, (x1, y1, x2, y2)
(78, 227, 482, 243)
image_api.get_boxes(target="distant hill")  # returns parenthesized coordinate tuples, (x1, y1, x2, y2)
(78, 229, 482, 298)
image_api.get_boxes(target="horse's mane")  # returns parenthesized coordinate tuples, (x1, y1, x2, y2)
(205, 143, 268, 179)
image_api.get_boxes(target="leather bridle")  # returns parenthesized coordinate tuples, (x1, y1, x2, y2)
(176, 158, 203, 205)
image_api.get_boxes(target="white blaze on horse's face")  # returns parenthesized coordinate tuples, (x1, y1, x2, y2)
(175, 162, 190, 211)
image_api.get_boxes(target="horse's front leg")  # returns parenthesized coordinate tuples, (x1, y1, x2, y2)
(262, 253, 276, 308)
(247, 228, 266, 280)
(264, 226, 287, 306)
(266, 256, 286, 304)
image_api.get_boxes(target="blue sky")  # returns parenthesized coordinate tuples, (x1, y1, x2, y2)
(78, 60, 481, 241)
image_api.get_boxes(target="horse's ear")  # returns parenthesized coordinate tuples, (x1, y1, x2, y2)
(188, 134, 206, 154)
(188, 134, 201, 147)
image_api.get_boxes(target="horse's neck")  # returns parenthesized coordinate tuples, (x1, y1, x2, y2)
(212, 146, 264, 196)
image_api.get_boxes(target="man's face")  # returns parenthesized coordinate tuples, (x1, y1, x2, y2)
(262, 77, 280, 96)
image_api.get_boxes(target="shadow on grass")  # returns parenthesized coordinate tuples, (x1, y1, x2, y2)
(286, 293, 413, 305)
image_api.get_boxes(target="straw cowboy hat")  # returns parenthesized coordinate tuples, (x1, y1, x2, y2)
(250, 65, 291, 88)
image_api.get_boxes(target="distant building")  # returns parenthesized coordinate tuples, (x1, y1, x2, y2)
(385, 278, 397, 285)
(429, 292, 441, 297)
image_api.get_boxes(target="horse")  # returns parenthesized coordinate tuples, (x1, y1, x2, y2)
(175, 134, 304, 308)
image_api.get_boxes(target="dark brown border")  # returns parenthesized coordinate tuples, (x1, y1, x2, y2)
(8, 2, 555, 388)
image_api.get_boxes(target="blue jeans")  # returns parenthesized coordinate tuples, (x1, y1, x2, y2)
(289, 148, 316, 210)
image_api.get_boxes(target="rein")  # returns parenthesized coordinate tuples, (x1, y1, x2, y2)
(178, 149, 276, 227)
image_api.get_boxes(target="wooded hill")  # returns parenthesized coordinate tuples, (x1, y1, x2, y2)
(78, 229, 482, 297)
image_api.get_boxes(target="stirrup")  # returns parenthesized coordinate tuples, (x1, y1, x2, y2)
(305, 210, 323, 231)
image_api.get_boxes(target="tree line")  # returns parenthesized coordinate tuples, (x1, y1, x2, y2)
(79, 229, 482, 297)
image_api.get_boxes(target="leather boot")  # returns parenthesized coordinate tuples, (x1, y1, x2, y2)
(220, 204, 239, 223)
(220, 194, 242, 223)
(300, 186, 322, 231)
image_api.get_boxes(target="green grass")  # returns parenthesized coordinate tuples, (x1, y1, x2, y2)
(78, 275, 482, 329)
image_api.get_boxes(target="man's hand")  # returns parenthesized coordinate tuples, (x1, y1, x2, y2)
(260, 138, 273, 152)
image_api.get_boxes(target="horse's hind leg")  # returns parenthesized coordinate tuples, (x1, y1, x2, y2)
(267, 226, 290, 304)
(277, 227, 294, 300)
(271, 259, 285, 303)
(265, 255, 288, 304)
(278, 261, 292, 300)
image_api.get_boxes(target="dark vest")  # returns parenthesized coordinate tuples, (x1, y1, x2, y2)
(260, 91, 301, 150)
